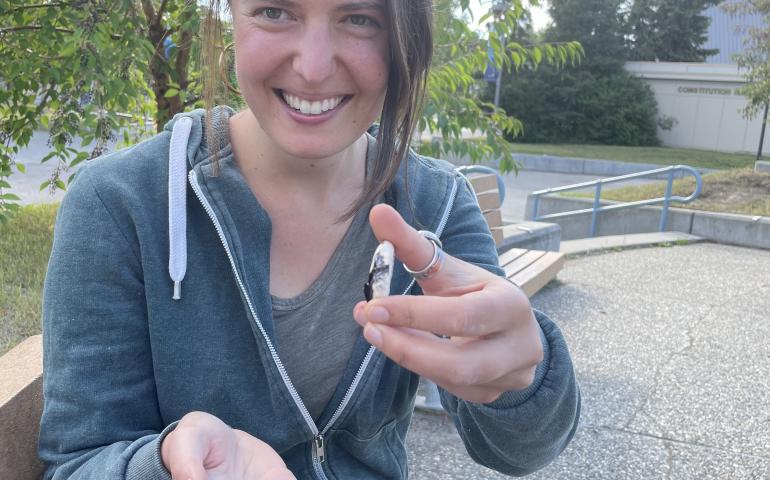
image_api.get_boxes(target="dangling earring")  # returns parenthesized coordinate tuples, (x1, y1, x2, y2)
(218, 42, 241, 95)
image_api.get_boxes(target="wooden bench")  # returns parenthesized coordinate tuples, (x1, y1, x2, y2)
(462, 170, 565, 297)
(0, 335, 45, 479)
(0, 172, 565, 478)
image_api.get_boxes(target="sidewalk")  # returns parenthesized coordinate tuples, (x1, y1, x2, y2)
(405, 242, 770, 479)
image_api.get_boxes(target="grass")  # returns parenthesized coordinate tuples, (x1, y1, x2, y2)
(509, 143, 756, 170)
(0, 204, 58, 356)
(565, 169, 770, 217)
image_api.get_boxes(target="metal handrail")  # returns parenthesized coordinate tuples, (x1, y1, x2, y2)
(530, 165, 703, 238)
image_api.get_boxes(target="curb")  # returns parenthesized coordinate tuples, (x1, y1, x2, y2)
(513, 153, 716, 178)
(527, 194, 770, 250)
(560, 232, 705, 257)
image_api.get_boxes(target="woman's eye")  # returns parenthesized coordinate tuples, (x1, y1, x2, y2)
(260, 7, 284, 20)
(347, 15, 377, 27)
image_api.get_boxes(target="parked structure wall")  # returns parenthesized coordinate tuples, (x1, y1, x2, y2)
(626, 61, 768, 155)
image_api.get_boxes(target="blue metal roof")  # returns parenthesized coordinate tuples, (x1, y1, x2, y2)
(704, 5, 765, 64)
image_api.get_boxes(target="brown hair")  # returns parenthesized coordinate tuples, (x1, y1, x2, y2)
(201, 0, 434, 219)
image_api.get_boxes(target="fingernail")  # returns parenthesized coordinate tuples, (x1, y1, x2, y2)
(368, 306, 389, 323)
(365, 324, 383, 347)
(353, 306, 365, 325)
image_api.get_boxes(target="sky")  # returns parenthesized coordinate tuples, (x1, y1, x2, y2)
(469, 1, 551, 33)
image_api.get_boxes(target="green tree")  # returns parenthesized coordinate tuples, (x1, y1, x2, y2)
(724, 0, 770, 118)
(628, 0, 721, 62)
(0, 0, 203, 222)
(420, 0, 583, 171)
(496, 0, 660, 145)
(549, 0, 629, 72)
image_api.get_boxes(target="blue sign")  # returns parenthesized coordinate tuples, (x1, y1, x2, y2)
(484, 41, 499, 82)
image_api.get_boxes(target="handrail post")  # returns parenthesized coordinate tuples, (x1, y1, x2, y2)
(532, 195, 541, 221)
(590, 181, 603, 237)
(659, 169, 675, 232)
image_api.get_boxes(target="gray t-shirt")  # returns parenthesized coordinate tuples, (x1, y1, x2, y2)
(272, 138, 381, 421)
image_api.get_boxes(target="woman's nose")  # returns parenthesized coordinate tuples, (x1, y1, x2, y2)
(292, 24, 337, 85)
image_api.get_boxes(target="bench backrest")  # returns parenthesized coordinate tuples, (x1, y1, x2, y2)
(464, 172, 505, 246)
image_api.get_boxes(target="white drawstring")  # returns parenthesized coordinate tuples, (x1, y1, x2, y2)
(168, 116, 192, 300)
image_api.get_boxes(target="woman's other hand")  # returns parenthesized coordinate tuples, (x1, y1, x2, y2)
(353, 204, 544, 405)
(161, 411, 296, 480)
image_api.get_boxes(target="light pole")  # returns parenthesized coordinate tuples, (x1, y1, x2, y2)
(491, 1, 511, 109)
(757, 101, 769, 161)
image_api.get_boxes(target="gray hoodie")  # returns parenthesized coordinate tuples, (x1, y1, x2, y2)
(38, 107, 580, 479)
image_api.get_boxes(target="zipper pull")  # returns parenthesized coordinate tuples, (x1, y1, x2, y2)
(314, 434, 326, 463)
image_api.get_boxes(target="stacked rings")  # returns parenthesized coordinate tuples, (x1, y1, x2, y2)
(404, 230, 444, 280)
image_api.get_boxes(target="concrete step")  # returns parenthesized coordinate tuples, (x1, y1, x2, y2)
(498, 220, 561, 253)
(561, 232, 704, 256)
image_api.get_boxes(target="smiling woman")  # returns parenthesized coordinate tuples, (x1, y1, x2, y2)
(37, 1, 580, 479)
(203, 0, 433, 220)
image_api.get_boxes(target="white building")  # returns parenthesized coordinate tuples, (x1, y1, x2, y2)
(625, 7, 767, 155)
(625, 61, 767, 155)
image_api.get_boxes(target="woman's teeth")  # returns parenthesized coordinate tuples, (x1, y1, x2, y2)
(282, 92, 344, 115)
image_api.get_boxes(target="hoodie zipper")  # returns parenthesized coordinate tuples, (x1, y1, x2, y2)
(190, 169, 459, 479)
(317, 176, 459, 429)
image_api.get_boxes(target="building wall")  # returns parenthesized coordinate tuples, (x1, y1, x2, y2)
(626, 61, 768, 155)
(703, 5, 764, 65)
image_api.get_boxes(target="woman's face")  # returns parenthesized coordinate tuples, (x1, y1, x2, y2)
(230, 0, 390, 161)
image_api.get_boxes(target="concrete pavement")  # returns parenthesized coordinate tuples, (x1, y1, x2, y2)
(406, 243, 770, 479)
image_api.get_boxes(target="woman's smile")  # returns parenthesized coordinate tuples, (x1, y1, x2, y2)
(276, 90, 350, 116)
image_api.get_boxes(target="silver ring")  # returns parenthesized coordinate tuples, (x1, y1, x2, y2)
(404, 231, 444, 279)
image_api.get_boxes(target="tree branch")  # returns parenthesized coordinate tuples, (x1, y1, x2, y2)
(0, 25, 73, 35)
(156, 0, 170, 23)
(140, 0, 156, 26)
(11, 2, 70, 12)
(0, 25, 123, 40)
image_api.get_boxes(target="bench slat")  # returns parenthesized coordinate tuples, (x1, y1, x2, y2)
(468, 173, 499, 193)
(498, 247, 529, 268)
(503, 250, 548, 278)
(475, 190, 501, 212)
(511, 252, 566, 297)
(483, 210, 503, 229)
(490, 227, 504, 246)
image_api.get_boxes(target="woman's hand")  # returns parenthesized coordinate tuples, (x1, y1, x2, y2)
(161, 411, 296, 480)
(353, 204, 544, 405)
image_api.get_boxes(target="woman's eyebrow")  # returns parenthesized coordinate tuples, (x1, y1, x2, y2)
(248, 0, 298, 7)
(336, 1, 385, 13)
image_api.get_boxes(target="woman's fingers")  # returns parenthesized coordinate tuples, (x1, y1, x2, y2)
(368, 204, 492, 292)
(368, 203, 434, 272)
(355, 281, 527, 339)
(361, 321, 538, 390)
(162, 421, 212, 480)
(232, 430, 296, 480)
(161, 411, 296, 480)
